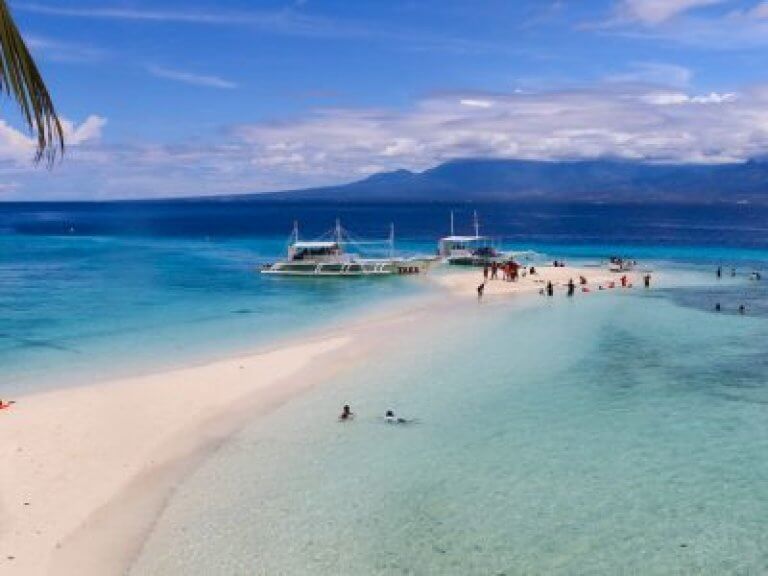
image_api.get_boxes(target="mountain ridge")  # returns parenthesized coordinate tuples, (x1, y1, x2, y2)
(254, 158, 768, 204)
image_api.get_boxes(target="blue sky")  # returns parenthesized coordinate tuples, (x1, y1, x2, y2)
(3, 0, 768, 199)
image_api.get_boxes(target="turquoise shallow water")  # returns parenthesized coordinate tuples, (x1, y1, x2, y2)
(4, 199, 768, 397)
(0, 234, 428, 395)
(4, 202, 768, 574)
(131, 280, 768, 575)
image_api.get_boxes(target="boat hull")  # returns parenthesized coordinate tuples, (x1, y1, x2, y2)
(261, 258, 434, 277)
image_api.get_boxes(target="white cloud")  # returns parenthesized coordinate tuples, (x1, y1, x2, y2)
(460, 99, 494, 108)
(147, 66, 237, 90)
(63, 115, 107, 145)
(0, 115, 106, 164)
(606, 62, 693, 87)
(0, 121, 36, 162)
(731, 1, 768, 19)
(616, 0, 726, 25)
(641, 90, 736, 104)
(596, 1, 768, 49)
(8, 83, 768, 199)
(0, 182, 20, 194)
(25, 35, 106, 63)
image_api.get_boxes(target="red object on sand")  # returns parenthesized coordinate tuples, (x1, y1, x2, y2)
(582, 287, 590, 293)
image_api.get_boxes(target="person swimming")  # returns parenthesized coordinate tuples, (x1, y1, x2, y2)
(385, 410, 409, 424)
(739, 304, 746, 314)
(339, 404, 354, 421)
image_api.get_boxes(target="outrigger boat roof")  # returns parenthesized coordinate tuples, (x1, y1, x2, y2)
(441, 235, 488, 242)
(292, 241, 339, 249)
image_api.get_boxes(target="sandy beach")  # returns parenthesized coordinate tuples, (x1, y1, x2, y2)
(0, 262, 646, 575)
(0, 335, 359, 575)
(431, 262, 643, 297)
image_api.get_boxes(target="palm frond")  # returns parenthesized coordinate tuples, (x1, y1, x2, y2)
(0, 0, 64, 165)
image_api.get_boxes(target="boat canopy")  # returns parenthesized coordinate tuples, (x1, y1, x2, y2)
(292, 241, 339, 249)
(440, 235, 488, 243)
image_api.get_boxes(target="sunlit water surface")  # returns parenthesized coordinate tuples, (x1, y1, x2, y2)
(132, 283, 768, 575)
(3, 202, 768, 574)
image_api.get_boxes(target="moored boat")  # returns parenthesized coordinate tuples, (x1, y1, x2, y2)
(438, 211, 506, 266)
(261, 221, 434, 277)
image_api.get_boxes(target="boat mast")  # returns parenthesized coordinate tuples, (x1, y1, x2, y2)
(292, 220, 299, 244)
(473, 210, 480, 238)
(450, 210, 455, 236)
(335, 218, 343, 244)
(389, 223, 395, 259)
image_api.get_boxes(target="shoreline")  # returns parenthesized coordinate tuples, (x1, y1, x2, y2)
(0, 264, 647, 575)
(1, 284, 455, 576)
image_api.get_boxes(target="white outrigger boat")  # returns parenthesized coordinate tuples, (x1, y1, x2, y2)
(261, 220, 434, 277)
(438, 211, 506, 266)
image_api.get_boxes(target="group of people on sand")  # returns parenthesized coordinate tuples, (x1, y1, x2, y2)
(477, 259, 654, 300)
(483, 261, 522, 283)
(537, 272, 652, 298)
(477, 260, 527, 299)
(339, 404, 411, 424)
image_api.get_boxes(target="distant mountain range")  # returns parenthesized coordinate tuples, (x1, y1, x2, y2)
(258, 158, 768, 204)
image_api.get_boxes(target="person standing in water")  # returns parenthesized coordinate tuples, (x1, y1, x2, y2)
(739, 304, 746, 314)
(546, 281, 554, 297)
(483, 264, 489, 281)
(339, 404, 354, 421)
(567, 278, 575, 297)
(643, 273, 651, 288)
(717, 266, 722, 279)
(477, 283, 485, 300)
(715, 303, 721, 312)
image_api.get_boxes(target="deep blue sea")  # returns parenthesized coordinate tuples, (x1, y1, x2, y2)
(1, 200, 767, 396)
(3, 200, 768, 574)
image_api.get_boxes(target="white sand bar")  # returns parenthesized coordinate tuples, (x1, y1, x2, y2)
(0, 335, 350, 575)
(431, 263, 642, 297)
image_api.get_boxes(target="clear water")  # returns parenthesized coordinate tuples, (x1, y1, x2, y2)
(131, 280, 768, 575)
(3, 201, 768, 573)
(0, 233, 427, 395)
(3, 201, 767, 396)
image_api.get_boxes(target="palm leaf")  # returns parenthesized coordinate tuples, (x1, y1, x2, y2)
(0, 0, 63, 164)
